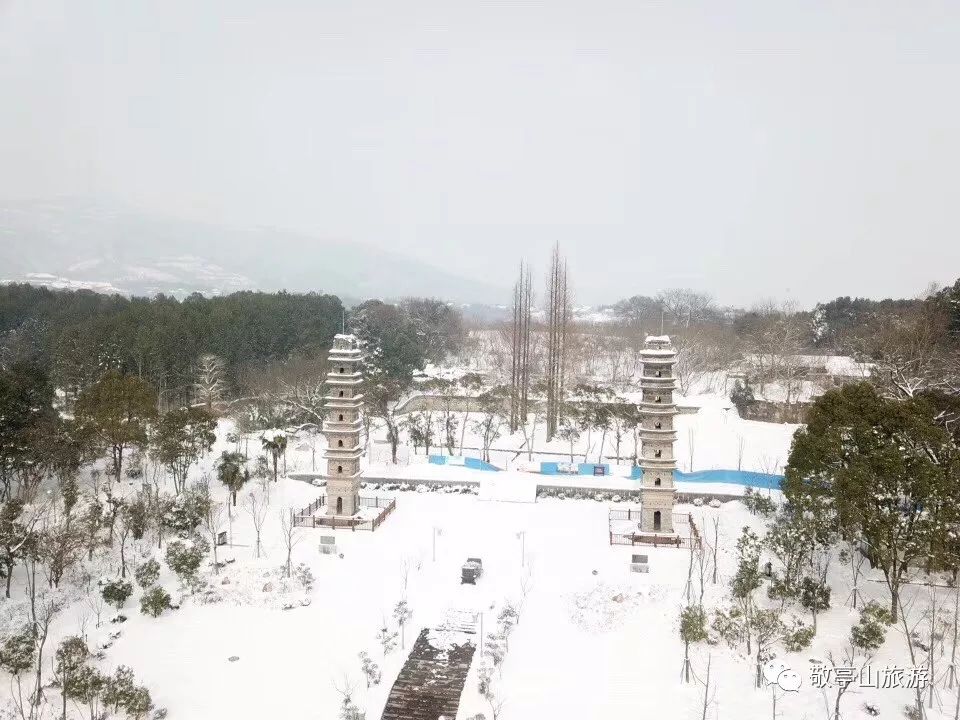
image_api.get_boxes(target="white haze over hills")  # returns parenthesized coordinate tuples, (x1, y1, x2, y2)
(0, 200, 505, 302)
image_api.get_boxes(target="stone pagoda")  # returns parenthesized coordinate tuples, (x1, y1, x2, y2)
(323, 334, 364, 516)
(637, 335, 678, 534)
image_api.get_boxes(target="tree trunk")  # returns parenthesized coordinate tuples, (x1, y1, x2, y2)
(890, 577, 900, 624)
(113, 445, 124, 484)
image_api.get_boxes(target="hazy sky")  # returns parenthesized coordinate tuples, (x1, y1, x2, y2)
(1, 0, 959, 306)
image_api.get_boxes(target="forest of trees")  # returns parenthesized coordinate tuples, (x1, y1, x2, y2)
(0, 285, 464, 412)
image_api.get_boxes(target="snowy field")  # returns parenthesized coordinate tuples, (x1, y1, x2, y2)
(43, 482, 937, 720)
(2, 407, 941, 720)
(354, 394, 797, 480)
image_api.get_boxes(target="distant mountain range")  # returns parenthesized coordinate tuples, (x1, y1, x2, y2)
(0, 200, 504, 303)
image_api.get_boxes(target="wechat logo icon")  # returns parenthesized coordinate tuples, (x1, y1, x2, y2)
(763, 660, 802, 692)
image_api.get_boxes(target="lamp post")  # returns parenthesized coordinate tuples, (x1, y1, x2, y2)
(433, 526, 442, 562)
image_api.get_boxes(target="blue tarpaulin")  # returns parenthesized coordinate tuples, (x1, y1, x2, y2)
(629, 466, 782, 489)
(428, 455, 501, 472)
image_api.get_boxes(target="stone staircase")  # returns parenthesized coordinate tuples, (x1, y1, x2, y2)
(380, 611, 478, 720)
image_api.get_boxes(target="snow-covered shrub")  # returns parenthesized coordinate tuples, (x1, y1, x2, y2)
(165, 535, 210, 588)
(851, 602, 892, 652)
(393, 600, 413, 648)
(783, 623, 815, 652)
(103, 666, 154, 719)
(742, 487, 776, 517)
(294, 563, 315, 591)
(140, 587, 172, 618)
(359, 651, 381, 687)
(477, 662, 493, 696)
(692, 497, 704, 507)
(709, 499, 722, 509)
(483, 632, 505, 666)
(135, 558, 161, 589)
(126, 451, 144, 480)
(497, 604, 518, 637)
(339, 697, 365, 720)
(163, 485, 211, 535)
(0, 626, 35, 675)
(376, 625, 398, 655)
(730, 379, 755, 413)
(102, 579, 133, 610)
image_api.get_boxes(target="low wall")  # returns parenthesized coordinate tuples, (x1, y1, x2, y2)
(289, 473, 753, 504)
(739, 400, 810, 424)
(428, 455, 501, 472)
(540, 461, 611, 476)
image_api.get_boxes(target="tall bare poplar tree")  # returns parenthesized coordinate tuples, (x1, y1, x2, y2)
(509, 262, 534, 433)
(545, 245, 570, 440)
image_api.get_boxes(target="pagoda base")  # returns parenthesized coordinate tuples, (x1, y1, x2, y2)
(326, 477, 361, 516)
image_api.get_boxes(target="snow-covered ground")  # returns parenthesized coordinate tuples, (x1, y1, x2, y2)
(43, 481, 937, 720)
(1, 414, 947, 720)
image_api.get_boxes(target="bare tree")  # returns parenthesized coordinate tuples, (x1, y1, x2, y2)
(509, 262, 534, 433)
(275, 370, 327, 432)
(545, 245, 570, 440)
(86, 587, 106, 628)
(332, 675, 364, 720)
(205, 501, 224, 573)
(32, 594, 65, 711)
(711, 517, 719, 585)
(279, 510, 301, 578)
(948, 581, 960, 692)
(657, 288, 715, 329)
(474, 387, 507, 463)
(194, 353, 227, 409)
(245, 492, 268, 559)
(740, 301, 807, 396)
(858, 300, 958, 399)
(846, 538, 866, 610)
(897, 592, 928, 720)
(700, 654, 716, 720)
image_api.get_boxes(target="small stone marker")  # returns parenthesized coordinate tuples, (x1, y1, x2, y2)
(217, 531, 228, 546)
(631, 554, 649, 564)
(630, 563, 650, 574)
(319, 535, 338, 554)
